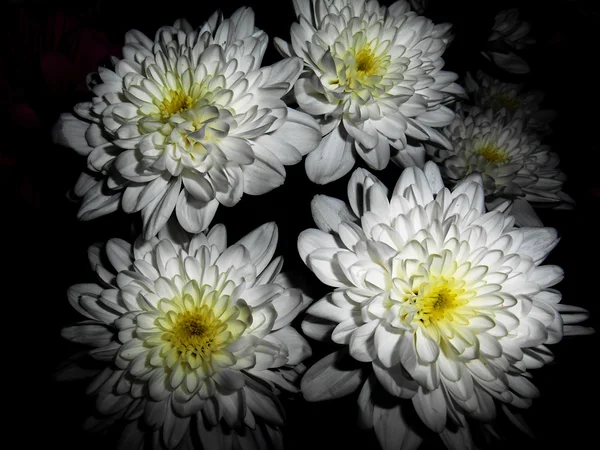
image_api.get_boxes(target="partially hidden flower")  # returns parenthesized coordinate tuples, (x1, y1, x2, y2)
(407, 0, 428, 15)
(463, 70, 556, 136)
(275, 0, 465, 184)
(1, 6, 121, 127)
(297, 163, 592, 449)
(481, 8, 535, 75)
(425, 106, 573, 226)
(1, 7, 120, 210)
(60, 221, 312, 449)
(53, 8, 322, 239)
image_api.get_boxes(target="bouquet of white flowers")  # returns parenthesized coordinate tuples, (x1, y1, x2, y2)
(7, 1, 595, 449)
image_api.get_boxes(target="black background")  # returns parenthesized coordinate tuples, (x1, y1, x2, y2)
(2, 0, 599, 449)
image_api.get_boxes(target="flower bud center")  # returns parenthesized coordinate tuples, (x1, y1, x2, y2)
(476, 144, 509, 163)
(412, 277, 466, 325)
(159, 89, 195, 119)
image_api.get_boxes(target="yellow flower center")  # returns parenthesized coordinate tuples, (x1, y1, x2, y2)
(152, 280, 251, 371)
(476, 144, 509, 163)
(335, 41, 390, 93)
(168, 306, 224, 356)
(356, 48, 377, 76)
(412, 277, 466, 326)
(158, 89, 195, 119)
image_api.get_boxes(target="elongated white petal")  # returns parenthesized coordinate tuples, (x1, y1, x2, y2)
(235, 222, 278, 275)
(514, 227, 559, 265)
(267, 108, 322, 156)
(175, 193, 219, 234)
(243, 142, 287, 195)
(412, 387, 447, 432)
(301, 350, 366, 401)
(77, 182, 121, 221)
(301, 315, 336, 341)
(311, 195, 357, 233)
(141, 177, 182, 239)
(52, 113, 94, 155)
(373, 403, 423, 450)
(297, 229, 341, 265)
(305, 125, 356, 184)
(270, 326, 312, 365)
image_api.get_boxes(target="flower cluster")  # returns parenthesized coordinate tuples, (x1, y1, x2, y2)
(52, 1, 593, 449)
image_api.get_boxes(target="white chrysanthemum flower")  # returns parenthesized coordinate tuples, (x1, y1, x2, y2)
(53, 8, 321, 239)
(275, 0, 465, 184)
(297, 163, 592, 449)
(482, 8, 535, 75)
(60, 221, 312, 449)
(463, 71, 556, 135)
(425, 106, 574, 225)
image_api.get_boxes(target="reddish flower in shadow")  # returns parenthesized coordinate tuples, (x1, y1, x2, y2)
(2, 6, 121, 127)
(1, 5, 121, 211)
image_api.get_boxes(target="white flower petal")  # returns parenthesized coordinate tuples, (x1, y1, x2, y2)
(306, 295, 353, 323)
(300, 315, 336, 341)
(349, 320, 379, 362)
(271, 108, 322, 156)
(412, 387, 447, 433)
(355, 131, 390, 171)
(105, 239, 133, 273)
(270, 326, 312, 365)
(306, 248, 351, 287)
(393, 166, 435, 206)
(439, 423, 477, 450)
(175, 192, 219, 234)
(243, 381, 285, 426)
(234, 222, 278, 275)
(504, 198, 543, 227)
(391, 143, 427, 168)
(252, 134, 303, 165)
(52, 113, 94, 155)
(485, 50, 530, 74)
(512, 227, 559, 265)
(77, 182, 121, 221)
(243, 142, 287, 195)
(310, 195, 357, 233)
(305, 125, 356, 184)
(61, 322, 114, 347)
(373, 403, 423, 450)
(271, 287, 306, 330)
(140, 177, 182, 239)
(300, 350, 366, 401)
(297, 228, 341, 265)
